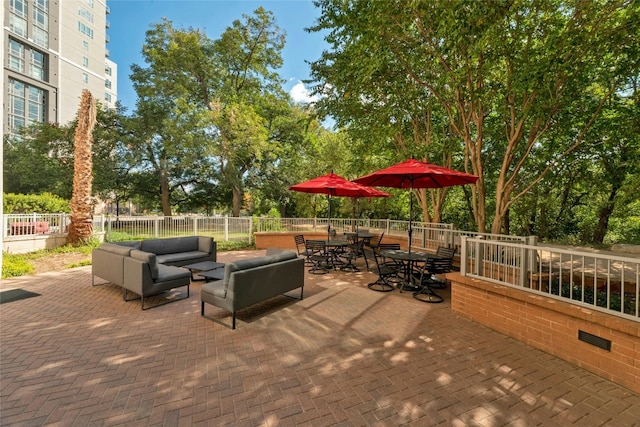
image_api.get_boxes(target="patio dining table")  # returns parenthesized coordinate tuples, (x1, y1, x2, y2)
(379, 249, 437, 292)
(324, 239, 350, 269)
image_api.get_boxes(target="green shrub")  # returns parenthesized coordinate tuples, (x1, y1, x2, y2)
(3, 193, 69, 213)
(2, 254, 34, 278)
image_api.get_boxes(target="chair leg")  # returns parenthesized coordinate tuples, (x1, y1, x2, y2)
(413, 285, 444, 303)
(367, 278, 394, 292)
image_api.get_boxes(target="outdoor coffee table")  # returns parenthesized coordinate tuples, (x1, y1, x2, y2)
(182, 261, 225, 281)
(198, 268, 225, 282)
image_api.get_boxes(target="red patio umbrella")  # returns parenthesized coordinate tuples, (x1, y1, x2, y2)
(353, 158, 478, 251)
(289, 172, 390, 238)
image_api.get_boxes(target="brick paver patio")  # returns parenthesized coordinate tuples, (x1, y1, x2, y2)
(1, 250, 639, 426)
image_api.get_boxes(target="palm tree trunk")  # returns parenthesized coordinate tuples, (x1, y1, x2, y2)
(67, 90, 97, 245)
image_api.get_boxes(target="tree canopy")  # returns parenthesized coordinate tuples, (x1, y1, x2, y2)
(308, 0, 639, 234)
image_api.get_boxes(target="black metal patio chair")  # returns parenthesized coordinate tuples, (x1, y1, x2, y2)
(362, 246, 402, 292)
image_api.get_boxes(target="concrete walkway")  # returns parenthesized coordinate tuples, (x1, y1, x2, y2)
(1, 250, 639, 426)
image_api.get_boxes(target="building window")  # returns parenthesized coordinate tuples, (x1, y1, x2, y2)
(78, 21, 94, 39)
(9, 0, 28, 38)
(105, 93, 112, 103)
(105, 65, 112, 76)
(8, 39, 26, 73)
(7, 78, 47, 132)
(83, 73, 89, 84)
(83, 0, 94, 8)
(83, 56, 89, 67)
(8, 39, 47, 82)
(35, 0, 49, 10)
(10, 0, 28, 17)
(78, 7, 94, 22)
(33, 27, 49, 48)
(32, 0, 49, 48)
(105, 79, 112, 89)
(30, 50, 46, 80)
(83, 41, 89, 51)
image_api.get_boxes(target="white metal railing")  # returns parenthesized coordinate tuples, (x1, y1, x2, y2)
(101, 215, 253, 244)
(3, 214, 254, 244)
(3, 213, 105, 236)
(460, 236, 640, 322)
(5, 214, 526, 253)
(5, 213, 638, 321)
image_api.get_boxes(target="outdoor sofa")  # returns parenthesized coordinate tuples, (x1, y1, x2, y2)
(92, 236, 217, 309)
(201, 248, 304, 329)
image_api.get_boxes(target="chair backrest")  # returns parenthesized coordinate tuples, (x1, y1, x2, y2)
(368, 232, 385, 248)
(426, 256, 453, 275)
(436, 246, 455, 260)
(377, 243, 400, 251)
(362, 246, 379, 271)
(294, 234, 306, 253)
(306, 239, 327, 254)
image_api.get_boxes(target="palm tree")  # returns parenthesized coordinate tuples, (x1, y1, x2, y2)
(67, 90, 97, 245)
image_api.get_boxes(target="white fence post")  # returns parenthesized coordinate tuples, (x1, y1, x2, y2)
(519, 244, 528, 287)
(460, 236, 467, 275)
(224, 216, 229, 241)
(475, 237, 484, 275)
(249, 216, 253, 245)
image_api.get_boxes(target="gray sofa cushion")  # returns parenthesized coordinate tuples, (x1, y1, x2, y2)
(220, 250, 297, 297)
(115, 241, 142, 249)
(156, 263, 191, 282)
(141, 237, 198, 255)
(99, 242, 135, 256)
(130, 250, 159, 280)
(156, 251, 209, 265)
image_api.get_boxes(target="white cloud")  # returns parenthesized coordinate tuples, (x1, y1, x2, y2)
(289, 81, 318, 104)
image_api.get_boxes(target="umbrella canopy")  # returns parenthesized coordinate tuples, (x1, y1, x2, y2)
(352, 158, 479, 189)
(353, 159, 478, 251)
(289, 172, 390, 198)
(289, 172, 390, 237)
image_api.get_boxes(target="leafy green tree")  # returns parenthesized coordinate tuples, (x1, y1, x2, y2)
(309, 0, 639, 235)
(129, 9, 290, 216)
(3, 103, 131, 204)
(3, 123, 74, 197)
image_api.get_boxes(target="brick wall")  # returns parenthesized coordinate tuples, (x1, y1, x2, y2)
(449, 272, 640, 394)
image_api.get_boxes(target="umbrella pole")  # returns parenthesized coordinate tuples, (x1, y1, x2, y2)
(327, 194, 332, 240)
(408, 183, 413, 253)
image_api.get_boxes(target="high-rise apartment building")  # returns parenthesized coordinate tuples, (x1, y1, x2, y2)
(3, 0, 117, 136)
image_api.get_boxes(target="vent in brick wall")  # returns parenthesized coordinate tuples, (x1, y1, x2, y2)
(578, 330, 611, 351)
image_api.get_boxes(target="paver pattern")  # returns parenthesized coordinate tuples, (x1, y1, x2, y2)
(1, 249, 639, 426)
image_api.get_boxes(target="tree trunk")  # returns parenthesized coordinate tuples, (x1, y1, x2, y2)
(67, 90, 96, 245)
(232, 185, 242, 217)
(592, 186, 619, 244)
(159, 170, 172, 216)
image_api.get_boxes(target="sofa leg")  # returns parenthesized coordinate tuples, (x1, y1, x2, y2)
(232, 312, 236, 330)
(201, 301, 205, 316)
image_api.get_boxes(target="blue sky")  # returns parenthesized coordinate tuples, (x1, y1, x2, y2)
(107, 0, 327, 113)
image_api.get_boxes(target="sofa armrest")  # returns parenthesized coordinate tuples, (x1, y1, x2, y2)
(198, 237, 217, 261)
(123, 256, 154, 296)
(92, 247, 128, 286)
